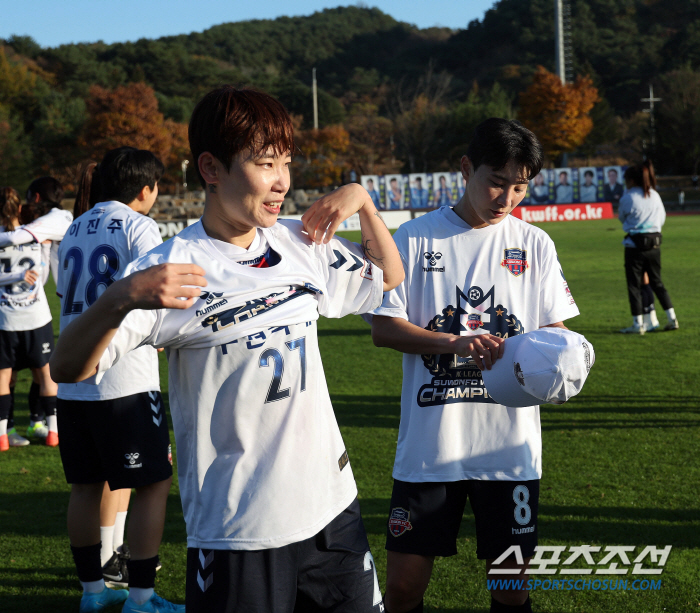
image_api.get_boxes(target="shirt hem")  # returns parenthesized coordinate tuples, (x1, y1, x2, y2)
(392, 470, 542, 482)
(185, 487, 358, 551)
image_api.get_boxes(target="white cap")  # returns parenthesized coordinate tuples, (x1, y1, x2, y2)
(482, 328, 594, 407)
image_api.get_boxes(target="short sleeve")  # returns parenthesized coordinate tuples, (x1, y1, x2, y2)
(313, 235, 384, 319)
(538, 238, 580, 327)
(367, 252, 409, 321)
(129, 218, 162, 261)
(94, 308, 159, 382)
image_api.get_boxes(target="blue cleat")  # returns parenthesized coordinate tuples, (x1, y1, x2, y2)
(122, 593, 185, 612)
(80, 586, 129, 612)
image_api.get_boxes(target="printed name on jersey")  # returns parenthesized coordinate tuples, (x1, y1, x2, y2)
(422, 250, 444, 272)
(501, 248, 529, 277)
(201, 285, 317, 333)
(418, 284, 524, 407)
(388, 507, 413, 537)
(338, 450, 349, 472)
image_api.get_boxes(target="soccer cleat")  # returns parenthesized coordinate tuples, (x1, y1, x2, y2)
(122, 592, 185, 612)
(664, 319, 679, 331)
(644, 324, 660, 333)
(7, 428, 30, 446)
(79, 586, 129, 612)
(26, 422, 49, 439)
(103, 551, 128, 588)
(0, 434, 8, 452)
(619, 324, 645, 335)
(46, 430, 59, 447)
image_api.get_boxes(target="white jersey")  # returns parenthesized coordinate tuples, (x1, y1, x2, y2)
(93, 220, 383, 551)
(0, 232, 52, 331)
(0, 208, 73, 286)
(57, 201, 162, 400)
(372, 207, 579, 483)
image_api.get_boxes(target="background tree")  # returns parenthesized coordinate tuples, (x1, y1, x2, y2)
(655, 67, 700, 173)
(80, 82, 189, 180)
(518, 66, 599, 163)
(293, 125, 350, 188)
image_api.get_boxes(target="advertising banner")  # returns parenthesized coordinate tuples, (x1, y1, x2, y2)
(511, 203, 614, 223)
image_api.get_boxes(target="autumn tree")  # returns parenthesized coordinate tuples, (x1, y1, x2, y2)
(293, 125, 350, 189)
(81, 82, 189, 184)
(517, 66, 599, 161)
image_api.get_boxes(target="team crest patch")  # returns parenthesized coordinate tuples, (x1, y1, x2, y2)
(501, 248, 529, 277)
(467, 313, 482, 331)
(388, 507, 413, 537)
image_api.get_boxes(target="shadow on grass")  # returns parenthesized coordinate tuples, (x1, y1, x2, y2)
(331, 394, 401, 429)
(0, 492, 186, 544)
(359, 498, 700, 547)
(0, 593, 79, 613)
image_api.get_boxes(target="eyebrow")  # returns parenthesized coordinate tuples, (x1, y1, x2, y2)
(491, 172, 529, 185)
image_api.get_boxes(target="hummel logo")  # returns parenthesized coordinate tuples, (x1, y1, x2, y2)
(200, 291, 224, 305)
(422, 251, 445, 273)
(41, 342, 51, 354)
(125, 452, 140, 465)
(424, 251, 442, 266)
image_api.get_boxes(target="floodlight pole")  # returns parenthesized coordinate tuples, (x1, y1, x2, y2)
(641, 84, 661, 156)
(312, 68, 319, 131)
(555, 0, 566, 85)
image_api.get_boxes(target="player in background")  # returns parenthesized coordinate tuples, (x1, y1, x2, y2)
(55, 148, 182, 613)
(71, 161, 139, 590)
(51, 85, 403, 613)
(0, 187, 55, 450)
(370, 119, 580, 613)
(0, 177, 72, 441)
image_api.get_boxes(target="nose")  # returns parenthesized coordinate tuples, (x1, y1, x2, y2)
(497, 186, 516, 208)
(274, 163, 291, 195)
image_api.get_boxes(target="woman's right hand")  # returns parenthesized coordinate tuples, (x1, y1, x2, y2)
(24, 269, 39, 285)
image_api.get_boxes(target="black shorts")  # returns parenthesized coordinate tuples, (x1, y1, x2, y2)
(185, 499, 384, 613)
(386, 479, 539, 560)
(0, 321, 54, 370)
(57, 391, 172, 490)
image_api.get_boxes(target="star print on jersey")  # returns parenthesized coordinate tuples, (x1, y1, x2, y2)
(418, 284, 524, 407)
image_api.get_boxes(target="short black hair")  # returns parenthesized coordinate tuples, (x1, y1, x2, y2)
(466, 118, 543, 180)
(98, 147, 164, 204)
(584, 170, 594, 177)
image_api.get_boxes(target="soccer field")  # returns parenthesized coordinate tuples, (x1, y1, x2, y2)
(1, 216, 698, 612)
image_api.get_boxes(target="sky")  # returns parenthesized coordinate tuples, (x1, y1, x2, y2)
(0, 0, 497, 48)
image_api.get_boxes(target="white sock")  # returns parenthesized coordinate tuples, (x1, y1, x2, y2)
(643, 312, 659, 329)
(81, 579, 106, 594)
(100, 526, 115, 566)
(128, 587, 154, 604)
(665, 308, 676, 322)
(114, 511, 128, 552)
(46, 414, 58, 433)
(0, 419, 7, 436)
(633, 315, 643, 327)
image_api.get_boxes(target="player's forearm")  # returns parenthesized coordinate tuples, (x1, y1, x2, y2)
(357, 197, 404, 291)
(50, 281, 132, 382)
(371, 315, 462, 355)
(0, 229, 34, 247)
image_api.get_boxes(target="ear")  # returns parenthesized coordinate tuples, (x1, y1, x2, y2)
(460, 156, 473, 183)
(135, 184, 152, 202)
(198, 152, 219, 186)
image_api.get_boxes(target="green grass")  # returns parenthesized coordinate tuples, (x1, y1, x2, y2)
(1, 216, 699, 612)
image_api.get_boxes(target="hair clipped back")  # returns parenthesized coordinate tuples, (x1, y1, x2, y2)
(624, 159, 656, 197)
(189, 86, 295, 188)
(466, 118, 544, 180)
(0, 187, 22, 231)
(26, 176, 64, 216)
